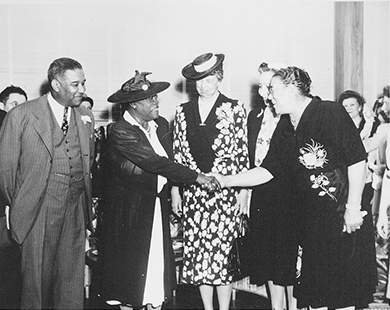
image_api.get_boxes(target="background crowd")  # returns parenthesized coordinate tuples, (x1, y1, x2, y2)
(0, 54, 389, 310)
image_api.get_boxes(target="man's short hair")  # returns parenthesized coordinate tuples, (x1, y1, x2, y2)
(47, 57, 83, 84)
(0, 85, 28, 103)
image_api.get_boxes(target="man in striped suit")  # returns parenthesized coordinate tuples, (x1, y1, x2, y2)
(0, 57, 95, 309)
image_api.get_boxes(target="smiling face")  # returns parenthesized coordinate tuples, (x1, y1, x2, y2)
(195, 74, 221, 99)
(133, 95, 160, 122)
(268, 76, 291, 115)
(258, 71, 275, 105)
(342, 97, 361, 119)
(52, 69, 86, 107)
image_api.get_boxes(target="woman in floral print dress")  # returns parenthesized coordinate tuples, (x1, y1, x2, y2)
(172, 52, 249, 310)
(215, 66, 377, 309)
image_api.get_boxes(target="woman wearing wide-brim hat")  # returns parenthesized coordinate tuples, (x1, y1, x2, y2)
(172, 53, 250, 310)
(100, 71, 220, 310)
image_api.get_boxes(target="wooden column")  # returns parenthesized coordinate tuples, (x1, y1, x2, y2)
(334, 2, 364, 100)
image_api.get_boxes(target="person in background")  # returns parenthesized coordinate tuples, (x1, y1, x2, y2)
(172, 52, 249, 310)
(381, 86, 390, 118)
(212, 66, 377, 309)
(79, 95, 106, 196)
(80, 95, 94, 110)
(374, 87, 390, 227)
(246, 62, 299, 310)
(338, 90, 378, 222)
(100, 70, 220, 310)
(0, 84, 27, 309)
(0, 85, 28, 126)
(0, 57, 95, 309)
(376, 90, 390, 299)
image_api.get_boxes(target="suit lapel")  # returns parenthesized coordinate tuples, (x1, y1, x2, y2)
(32, 96, 54, 158)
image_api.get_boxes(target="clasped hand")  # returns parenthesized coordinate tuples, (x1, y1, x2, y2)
(343, 209, 367, 234)
(197, 173, 221, 192)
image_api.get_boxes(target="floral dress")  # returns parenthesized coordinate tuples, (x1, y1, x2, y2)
(262, 98, 377, 309)
(173, 93, 249, 285)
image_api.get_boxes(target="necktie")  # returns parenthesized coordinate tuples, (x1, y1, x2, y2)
(61, 107, 69, 135)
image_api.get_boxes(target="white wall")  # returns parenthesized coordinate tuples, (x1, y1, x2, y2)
(364, 1, 390, 105)
(0, 0, 388, 124)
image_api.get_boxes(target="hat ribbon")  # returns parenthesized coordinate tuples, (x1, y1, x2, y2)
(194, 55, 218, 73)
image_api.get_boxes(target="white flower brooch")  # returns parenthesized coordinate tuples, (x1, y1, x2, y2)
(81, 115, 92, 124)
(215, 102, 234, 129)
(298, 139, 328, 169)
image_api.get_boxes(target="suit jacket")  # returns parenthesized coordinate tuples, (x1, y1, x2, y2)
(0, 110, 6, 128)
(0, 109, 7, 213)
(0, 94, 95, 244)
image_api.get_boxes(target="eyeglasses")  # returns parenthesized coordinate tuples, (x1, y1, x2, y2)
(267, 84, 287, 97)
(149, 95, 158, 103)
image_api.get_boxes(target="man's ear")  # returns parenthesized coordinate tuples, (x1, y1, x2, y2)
(51, 79, 60, 92)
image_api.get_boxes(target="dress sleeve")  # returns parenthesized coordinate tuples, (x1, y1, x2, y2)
(109, 120, 198, 184)
(323, 102, 367, 166)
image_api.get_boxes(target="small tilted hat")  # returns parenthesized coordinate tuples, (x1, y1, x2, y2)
(181, 52, 225, 81)
(107, 70, 170, 104)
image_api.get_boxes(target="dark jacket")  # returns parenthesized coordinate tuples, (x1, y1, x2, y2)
(0, 110, 7, 214)
(101, 115, 197, 307)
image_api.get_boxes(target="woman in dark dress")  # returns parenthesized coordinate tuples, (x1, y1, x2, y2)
(214, 66, 377, 309)
(100, 71, 219, 310)
(246, 62, 299, 310)
(338, 90, 379, 220)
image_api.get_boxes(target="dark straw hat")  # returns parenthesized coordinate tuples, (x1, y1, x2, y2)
(182, 52, 225, 80)
(107, 70, 170, 104)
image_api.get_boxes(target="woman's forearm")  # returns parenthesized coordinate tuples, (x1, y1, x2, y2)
(346, 160, 366, 205)
(224, 166, 273, 188)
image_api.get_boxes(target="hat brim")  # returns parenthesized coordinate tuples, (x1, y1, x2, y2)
(182, 54, 225, 80)
(107, 81, 170, 104)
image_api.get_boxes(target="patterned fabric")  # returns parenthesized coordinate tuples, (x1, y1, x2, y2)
(254, 107, 280, 167)
(61, 107, 69, 135)
(173, 93, 249, 285)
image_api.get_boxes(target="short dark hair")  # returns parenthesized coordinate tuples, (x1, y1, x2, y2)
(47, 57, 83, 84)
(383, 85, 390, 98)
(273, 66, 312, 97)
(0, 85, 28, 103)
(337, 90, 365, 108)
(82, 96, 94, 108)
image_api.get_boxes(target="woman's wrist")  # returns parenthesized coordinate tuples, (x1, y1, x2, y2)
(345, 203, 362, 211)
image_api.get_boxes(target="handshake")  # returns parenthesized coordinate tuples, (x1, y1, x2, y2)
(196, 173, 224, 191)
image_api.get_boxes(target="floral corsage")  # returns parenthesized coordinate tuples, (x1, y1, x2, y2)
(81, 115, 92, 124)
(215, 102, 234, 129)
